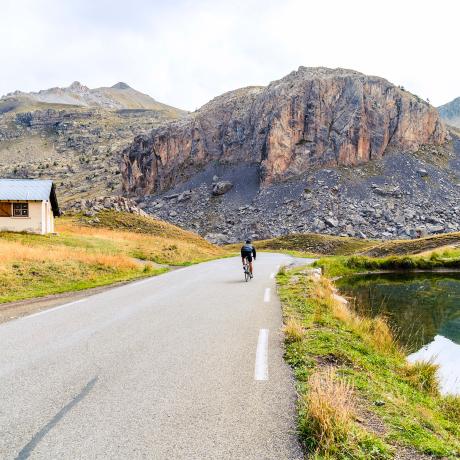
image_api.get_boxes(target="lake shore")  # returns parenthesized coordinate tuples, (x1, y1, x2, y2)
(278, 266, 460, 459)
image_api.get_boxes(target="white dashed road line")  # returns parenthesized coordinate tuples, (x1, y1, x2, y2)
(263, 288, 271, 302)
(254, 328, 269, 381)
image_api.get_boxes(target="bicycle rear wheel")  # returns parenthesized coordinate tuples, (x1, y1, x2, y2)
(244, 269, 250, 282)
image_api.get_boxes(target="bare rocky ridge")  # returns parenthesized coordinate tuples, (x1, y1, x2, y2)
(122, 67, 446, 196)
(1, 81, 183, 113)
(1, 70, 457, 242)
(0, 82, 186, 203)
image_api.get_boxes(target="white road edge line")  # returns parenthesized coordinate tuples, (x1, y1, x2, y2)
(264, 287, 271, 302)
(255, 328, 269, 381)
(24, 298, 87, 320)
(17, 268, 189, 322)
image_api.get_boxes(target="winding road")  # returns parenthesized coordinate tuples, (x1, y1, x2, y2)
(0, 254, 310, 459)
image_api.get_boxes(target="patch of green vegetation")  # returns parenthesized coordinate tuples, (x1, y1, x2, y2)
(278, 268, 460, 459)
(259, 248, 318, 258)
(315, 251, 460, 277)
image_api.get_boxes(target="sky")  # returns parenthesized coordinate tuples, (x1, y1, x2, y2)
(1, 0, 459, 111)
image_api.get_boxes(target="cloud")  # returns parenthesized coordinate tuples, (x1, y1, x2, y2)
(0, 0, 458, 109)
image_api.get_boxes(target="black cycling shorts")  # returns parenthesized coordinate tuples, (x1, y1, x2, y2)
(242, 253, 253, 262)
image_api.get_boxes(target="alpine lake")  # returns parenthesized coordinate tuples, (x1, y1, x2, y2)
(336, 272, 460, 395)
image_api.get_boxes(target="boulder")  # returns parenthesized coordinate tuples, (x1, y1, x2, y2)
(212, 181, 233, 196)
(324, 217, 339, 228)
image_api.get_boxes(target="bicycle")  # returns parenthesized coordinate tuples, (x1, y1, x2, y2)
(243, 258, 252, 282)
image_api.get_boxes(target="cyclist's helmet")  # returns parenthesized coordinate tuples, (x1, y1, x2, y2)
(245, 239, 252, 244)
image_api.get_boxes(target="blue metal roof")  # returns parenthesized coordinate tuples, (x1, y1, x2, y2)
(0, 179, 53, 201)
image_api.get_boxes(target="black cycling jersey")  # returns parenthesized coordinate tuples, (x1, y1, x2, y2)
(241, 244, 256, 260)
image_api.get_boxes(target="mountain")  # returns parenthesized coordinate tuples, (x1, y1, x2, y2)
(1, 81, 183, 116)
(122, 67, 445, 195)
(438, 97, 460, 128)
(0, 82, 186, 203)
(120, 67, 459, 243)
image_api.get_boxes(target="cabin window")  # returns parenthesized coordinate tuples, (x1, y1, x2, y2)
(13, 203, 29, 217)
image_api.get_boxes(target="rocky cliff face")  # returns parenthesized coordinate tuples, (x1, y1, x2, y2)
(122, 67, 446, 196)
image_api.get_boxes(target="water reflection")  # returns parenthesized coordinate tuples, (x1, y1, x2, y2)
(336, 272, 460, 394)
(408, 335, 460, 394)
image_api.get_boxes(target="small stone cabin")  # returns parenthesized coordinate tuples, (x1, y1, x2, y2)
(0, 179, 60, 234)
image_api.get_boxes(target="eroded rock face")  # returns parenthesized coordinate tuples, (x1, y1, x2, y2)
(122, 67, 446, 196)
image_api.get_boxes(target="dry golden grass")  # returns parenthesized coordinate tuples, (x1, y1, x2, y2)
(282, 317, 304, 342)
(0, 239, 139, 269)
(56, 217, 224, 265)
(301, 367, 355, 451)
(309, 275, 397, 354)
(309, 277, 336, 323)
(0, 212, 225, 303)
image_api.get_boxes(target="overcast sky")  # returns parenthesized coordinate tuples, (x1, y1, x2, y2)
(1, 0, 459, 110)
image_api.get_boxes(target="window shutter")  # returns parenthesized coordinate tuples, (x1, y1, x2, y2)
(0, 203, 12, 217)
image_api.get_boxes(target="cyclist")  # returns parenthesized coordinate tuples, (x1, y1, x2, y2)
(241, 239, 256, 278)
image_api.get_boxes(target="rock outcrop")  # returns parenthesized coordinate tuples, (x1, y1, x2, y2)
(122, 67, 446, 196)
(66, 196, 148, 217)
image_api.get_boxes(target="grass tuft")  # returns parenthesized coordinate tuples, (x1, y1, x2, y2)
(402, 360, 440, 395)
(300, 367, 355, 454)
(282, 317, 304, 342)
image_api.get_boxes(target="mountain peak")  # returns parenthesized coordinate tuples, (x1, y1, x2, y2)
(69, 81, 87, 90)
(438, 96, 460, 128)
(111, 82, 131, 90)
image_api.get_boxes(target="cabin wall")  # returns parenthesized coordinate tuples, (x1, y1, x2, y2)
(0, 201, 45, 234)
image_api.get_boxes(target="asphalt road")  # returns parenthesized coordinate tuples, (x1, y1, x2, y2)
(0, 254, 311, 459)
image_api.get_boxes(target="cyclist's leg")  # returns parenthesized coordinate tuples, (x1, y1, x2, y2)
(247, 255, 253, 274)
